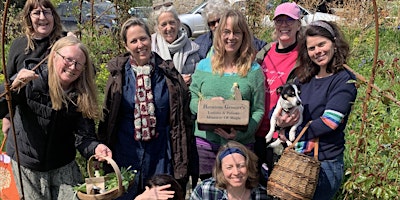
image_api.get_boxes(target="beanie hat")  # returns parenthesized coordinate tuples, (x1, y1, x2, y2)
(273, 2, 301, 20)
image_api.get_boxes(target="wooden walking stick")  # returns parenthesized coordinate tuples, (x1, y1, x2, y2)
(2, 0, 25, 199)
(0, 55, 48, 98)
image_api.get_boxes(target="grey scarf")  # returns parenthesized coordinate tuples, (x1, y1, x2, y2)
(155, 30, 188, 73)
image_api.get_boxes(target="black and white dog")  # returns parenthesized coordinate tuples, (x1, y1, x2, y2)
(265, 83, 303, 155)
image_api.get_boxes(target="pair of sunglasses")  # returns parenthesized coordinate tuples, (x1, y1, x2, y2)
(207, 18, 220, 27)
(153, 2, 173, 10)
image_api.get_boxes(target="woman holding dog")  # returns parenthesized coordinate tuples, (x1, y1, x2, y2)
(189, 9, 265, 181)
(254, 2, 303, 179)
(278, 20, 357, 199)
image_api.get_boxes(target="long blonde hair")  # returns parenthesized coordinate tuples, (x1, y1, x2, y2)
(211, 9, 255, 77)
(48, 36, 102, 120)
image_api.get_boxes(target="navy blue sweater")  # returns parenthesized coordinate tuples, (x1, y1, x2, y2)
(295, 69, 357, 160)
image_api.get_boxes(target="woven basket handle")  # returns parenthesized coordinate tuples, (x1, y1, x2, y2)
(287, 121, 319, 159)
(87, 155, 123, 196)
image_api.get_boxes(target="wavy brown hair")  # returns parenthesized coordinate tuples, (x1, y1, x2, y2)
(21, 0, 63, 54)
(295, 20, 349, 83)
(213, 141, 259, 190)
(211, 9, 255, 77)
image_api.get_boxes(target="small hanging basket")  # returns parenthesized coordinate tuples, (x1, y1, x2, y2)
(77, 155, 123, 200)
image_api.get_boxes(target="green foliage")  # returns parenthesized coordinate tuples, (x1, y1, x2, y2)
(73, 166, 136, 194)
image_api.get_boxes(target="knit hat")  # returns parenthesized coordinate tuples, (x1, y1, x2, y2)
(273, 2, 301, 20)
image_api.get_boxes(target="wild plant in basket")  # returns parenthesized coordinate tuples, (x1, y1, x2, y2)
(74, 166, 136, 195)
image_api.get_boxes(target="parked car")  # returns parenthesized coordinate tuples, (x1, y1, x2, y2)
(128, 6, 152, 23)
(178, 1, 208, 38)
(178, 0, 248, 38)
(263, 4, 341, 27)
(56, 1, 117, 33)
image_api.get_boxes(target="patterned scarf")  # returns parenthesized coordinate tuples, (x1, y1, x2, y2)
(130, 56, 158, 141)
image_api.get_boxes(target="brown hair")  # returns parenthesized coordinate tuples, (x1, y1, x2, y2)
(146, 174, 184, 200)
(213, 141, 259, 190)
(21, 0, 63, 54)
(295, 20, 349, 83)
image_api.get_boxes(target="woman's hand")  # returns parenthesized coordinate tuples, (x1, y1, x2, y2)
(211, 96, 224, 100)
(2, 118, 10, 136)
(276, 108, 301, 128)
(214, 128, 237, 140)
(94, 144, 112, 161)
(182, 74, 192, 85)
(134, 185, 175, 200)
(11, 69, 39, 89)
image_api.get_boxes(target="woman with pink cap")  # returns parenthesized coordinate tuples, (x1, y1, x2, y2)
(254, 2, 302, 183)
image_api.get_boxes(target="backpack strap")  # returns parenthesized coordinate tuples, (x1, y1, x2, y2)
(255, 42, 274, 65)
(255, 41, 299, 83)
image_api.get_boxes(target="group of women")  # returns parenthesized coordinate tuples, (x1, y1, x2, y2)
(0, 0, 357, 200)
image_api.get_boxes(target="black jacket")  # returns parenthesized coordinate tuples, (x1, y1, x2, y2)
(0, 59, 100, 171)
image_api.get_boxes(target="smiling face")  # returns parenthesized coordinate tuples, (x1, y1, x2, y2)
(207, 15, 220, 33)
(274, 15, 300, 46)
(306, 35, 335, 69)
(125, 25, 152, 66)
(222, 17, 243, 56)
(221, 153, 248, 188)
(30, 6, 54, 38)
(54, 44, 86, 90)
(157, 11, 180, 43)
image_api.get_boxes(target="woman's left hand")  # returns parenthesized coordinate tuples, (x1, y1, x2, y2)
(214, 128, 236, 140)
(94, 144, 112, 161)
(182, 74, 192, 85)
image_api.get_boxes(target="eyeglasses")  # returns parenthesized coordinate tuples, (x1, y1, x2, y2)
(207, 19, 220, 27)
(222, 29, 242, 38)
(56, 51, 84, 70)
(30, 10, 53, 18)
(153, 2, 173, 10)
(274, 18, 296, 26)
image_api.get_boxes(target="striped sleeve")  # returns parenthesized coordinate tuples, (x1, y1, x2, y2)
(321, 109, 345, 130)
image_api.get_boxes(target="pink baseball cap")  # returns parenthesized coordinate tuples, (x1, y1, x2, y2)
(273, 2, 301, 20)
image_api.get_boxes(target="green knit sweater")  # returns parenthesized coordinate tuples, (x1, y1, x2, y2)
(190, 57, 265, 145)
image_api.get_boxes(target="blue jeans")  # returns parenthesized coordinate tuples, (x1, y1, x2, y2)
(313, 153, 344, 200)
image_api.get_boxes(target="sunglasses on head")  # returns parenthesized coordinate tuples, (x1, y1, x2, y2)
(207, 18, 220, 27)
(153, 2, 173, 10)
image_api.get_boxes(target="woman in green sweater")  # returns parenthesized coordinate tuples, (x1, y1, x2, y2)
(189, 9, 265, 180)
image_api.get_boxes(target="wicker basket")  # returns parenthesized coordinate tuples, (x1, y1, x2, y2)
(267, 121, 320, 200)
(77, 155, 123, 200)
